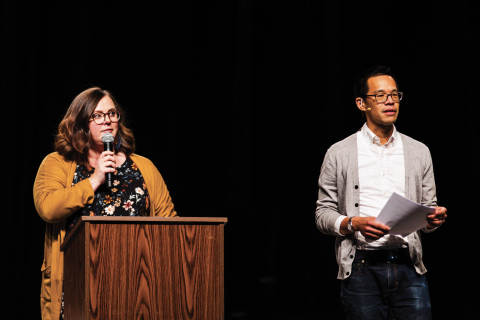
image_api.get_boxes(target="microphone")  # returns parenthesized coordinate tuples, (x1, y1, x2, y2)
(101, 133, 115, 188)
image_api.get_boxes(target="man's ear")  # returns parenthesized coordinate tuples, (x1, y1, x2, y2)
(356, 97, 367, 111)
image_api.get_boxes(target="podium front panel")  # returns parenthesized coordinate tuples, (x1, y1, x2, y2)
(63, 217, 225, 320)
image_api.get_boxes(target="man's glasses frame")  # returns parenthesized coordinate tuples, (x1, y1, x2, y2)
(365, 92, 403, 103)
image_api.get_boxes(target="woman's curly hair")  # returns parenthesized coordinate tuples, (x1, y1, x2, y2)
(55, 87, 135, 167)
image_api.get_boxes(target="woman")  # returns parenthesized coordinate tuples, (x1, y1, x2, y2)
(34, 87, 177, 320)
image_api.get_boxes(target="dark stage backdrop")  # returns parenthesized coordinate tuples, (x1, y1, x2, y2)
(2, 1, 477, 319)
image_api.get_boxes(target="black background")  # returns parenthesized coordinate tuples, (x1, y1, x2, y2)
(2, 1, 477, 319)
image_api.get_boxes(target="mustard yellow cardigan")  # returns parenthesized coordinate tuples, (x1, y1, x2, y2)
(33, 152, 177, 320)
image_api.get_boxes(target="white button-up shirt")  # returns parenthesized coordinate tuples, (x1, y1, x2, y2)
(334, 123, 409, 249)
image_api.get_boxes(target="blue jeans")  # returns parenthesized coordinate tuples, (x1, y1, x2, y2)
(341, 259, 431, 320)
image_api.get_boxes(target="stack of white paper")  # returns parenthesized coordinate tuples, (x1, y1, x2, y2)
(375, 192, 434, 237)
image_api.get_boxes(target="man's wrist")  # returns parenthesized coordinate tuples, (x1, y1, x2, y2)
(347, 217, 356, 232)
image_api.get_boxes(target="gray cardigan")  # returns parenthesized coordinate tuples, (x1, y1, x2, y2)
(315, 132, 438, 279)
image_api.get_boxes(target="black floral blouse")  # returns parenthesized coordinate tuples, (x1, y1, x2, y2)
(65, 156, 150, 235)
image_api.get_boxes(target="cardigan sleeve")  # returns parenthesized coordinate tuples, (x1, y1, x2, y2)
(420, 148, 439, 233)
(315, 149, 344, 236)
(151, 165, 177, 217)
(34, 153, 95, 223)
(132, 154, 177, 217)
(420, 148, 437, 207)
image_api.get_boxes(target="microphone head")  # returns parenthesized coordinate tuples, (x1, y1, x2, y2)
(101, 133, 115, 143)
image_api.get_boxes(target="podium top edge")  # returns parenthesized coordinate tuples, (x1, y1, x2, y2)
(61, 216, 228, 251)
(79, 216, 228, 223)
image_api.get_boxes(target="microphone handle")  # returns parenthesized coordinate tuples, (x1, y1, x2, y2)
(104, 141, 113, 188)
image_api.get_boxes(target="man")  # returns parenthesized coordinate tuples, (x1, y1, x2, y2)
(315, 66, 447, 319)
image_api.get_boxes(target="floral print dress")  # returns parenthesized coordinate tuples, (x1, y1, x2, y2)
(62, 157, 150, 318)
(66, 156, 151, 235)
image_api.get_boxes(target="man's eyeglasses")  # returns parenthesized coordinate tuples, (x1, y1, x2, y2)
(365, 92, 403, 103)
(90, 110, 121, 124)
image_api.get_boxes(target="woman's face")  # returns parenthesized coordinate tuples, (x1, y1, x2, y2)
(88, 95, 119, 148)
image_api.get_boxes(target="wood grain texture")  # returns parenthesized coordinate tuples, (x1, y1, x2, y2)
(63, 222, 86, 319)
(63, 218, 225, 320)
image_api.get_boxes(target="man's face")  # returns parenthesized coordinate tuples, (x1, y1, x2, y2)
(362, 75, 400, 128)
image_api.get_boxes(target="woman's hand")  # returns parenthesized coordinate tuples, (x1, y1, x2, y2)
(89, 151, 116, 191)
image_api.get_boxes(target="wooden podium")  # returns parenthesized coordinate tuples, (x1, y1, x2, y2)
(60, 216, 227, 320)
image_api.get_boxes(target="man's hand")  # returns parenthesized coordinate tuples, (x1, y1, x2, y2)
(353, 217, 390, 240)
(341, 217, 390, 239)
(426, 206, 447, 229)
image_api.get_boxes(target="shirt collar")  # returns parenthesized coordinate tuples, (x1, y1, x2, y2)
(361, 123, 398, 146)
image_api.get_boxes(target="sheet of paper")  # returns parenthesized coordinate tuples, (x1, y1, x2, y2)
(375, 192, 434, 237)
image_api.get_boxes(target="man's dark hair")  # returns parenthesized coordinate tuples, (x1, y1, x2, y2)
(354, 66, 399, 98)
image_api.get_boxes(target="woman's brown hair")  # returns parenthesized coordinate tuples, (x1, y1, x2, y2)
(55, 87, 135, 167)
